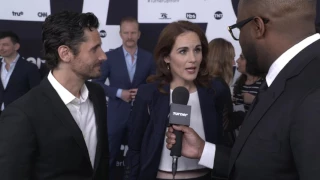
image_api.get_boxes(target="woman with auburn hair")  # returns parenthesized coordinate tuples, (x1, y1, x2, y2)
(207, 38, 235, 85)
(125, 21, 231, 180)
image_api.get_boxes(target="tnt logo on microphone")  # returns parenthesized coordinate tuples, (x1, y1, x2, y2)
(186, 13, 196, 19)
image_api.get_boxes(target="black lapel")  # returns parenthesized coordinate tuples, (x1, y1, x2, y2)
(228, 39, 320, 175)
(87, 84, 104, 171)
(0, 60, 4, 91)
(131, 48, 142, 86)
(197, 86, 216, 143)
(243, 80, 267, 118)
(5, 56, 23, 90)
(153, 84, 171, 132)
(41, 78, 92, 167)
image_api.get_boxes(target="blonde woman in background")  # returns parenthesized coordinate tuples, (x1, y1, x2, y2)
(207, 38, 238, 147)
(207, 38, 235, 85)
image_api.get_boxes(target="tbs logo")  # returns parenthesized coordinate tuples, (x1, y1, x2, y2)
(186, 13, 196, 19)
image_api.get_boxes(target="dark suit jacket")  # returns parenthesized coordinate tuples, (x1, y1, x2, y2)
(92, 46, 155, 134)
(0, 78, 109, 180)
(125, 80, 230, 180)
(214, 39, 320, 180)
(0, 57, 41, 109)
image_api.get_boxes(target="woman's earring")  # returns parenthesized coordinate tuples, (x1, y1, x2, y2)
(167, 64, 170, 70)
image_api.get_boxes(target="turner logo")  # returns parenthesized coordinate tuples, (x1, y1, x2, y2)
(186, 13, 196, 19)
(12, 11, 23, 16)
(173, 112, 188, 117)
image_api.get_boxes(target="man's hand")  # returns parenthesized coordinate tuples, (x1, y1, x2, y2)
(129, 88, 138, 100)
(121, 90, 132, 102)
(166, 125, 205, 159)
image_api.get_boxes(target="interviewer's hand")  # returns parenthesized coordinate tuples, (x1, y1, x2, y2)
(166, 125, 205, 159)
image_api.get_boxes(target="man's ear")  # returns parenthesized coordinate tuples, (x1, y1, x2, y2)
(57, 45, 72, 63)
(14, 43, 20, 51)
(252, 17, 266, 39)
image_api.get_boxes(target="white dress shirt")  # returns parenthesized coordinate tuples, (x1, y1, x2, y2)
(266, 33, 320, 86)
(1, 54, 20, 110)
(48, 72, 97, 167)
(198, 33, 320, 169)
(159, 90, 206, 171)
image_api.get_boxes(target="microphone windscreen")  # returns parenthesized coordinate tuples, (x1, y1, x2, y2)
(172, 86, 189, 105)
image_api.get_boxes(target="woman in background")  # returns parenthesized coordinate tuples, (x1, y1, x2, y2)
(206, 38, 236, 146)
(233, 53, 265, 113)
(207, 38, 235, 85)
(125, 21, 230, 180)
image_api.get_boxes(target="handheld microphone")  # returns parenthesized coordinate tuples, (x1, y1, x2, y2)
(169, 86, 191, 179)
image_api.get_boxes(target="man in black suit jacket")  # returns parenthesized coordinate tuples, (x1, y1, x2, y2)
(0, 11, 109, 180)
(0, 31, 41, 113)
(166, 0, 320, 179)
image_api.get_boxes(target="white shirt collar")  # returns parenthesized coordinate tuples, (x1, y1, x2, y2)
(122, 46, 138, 57)
(47, 71, 89, 105)
(266, 33, 320, 86)
(1, 53, 20, 64)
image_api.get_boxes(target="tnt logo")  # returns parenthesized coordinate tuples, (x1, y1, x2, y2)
(186, 13, 196, 19)
(38, 12, 48, 17)
(12, 11, 23, 16)
(214, 11, 223, 20)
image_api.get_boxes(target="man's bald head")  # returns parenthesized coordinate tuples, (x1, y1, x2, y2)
(239, 0, 316, 22)
(236, 0, 317, 76)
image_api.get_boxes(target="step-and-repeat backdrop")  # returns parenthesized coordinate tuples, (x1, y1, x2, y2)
(0, 0, 242, 79)
(2, 0, 318, 179)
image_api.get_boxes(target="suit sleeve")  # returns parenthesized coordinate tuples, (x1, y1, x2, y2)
(28, 63, 41, 89)
(290, 87, 320, 179)
(124, 88, 150, 180)
(92, 58, 119, 99)
(0, 106, 36, 180)
(212, 145, 231, 179)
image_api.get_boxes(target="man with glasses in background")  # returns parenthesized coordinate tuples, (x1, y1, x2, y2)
(165, 0, 320, 179)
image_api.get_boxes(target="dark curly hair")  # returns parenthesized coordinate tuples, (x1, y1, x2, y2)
(148, 21, 211, 93)
(42, 11, 99, 70)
